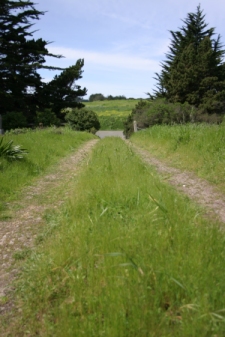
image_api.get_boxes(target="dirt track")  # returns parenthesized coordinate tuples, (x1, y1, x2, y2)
(1, 136, 225, 328)
(130, 142, 225, 224)
(0, 139, 99, 317)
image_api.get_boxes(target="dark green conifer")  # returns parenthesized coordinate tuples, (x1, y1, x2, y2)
(154, 5, 225, 114)
(0, 0, 62, 121)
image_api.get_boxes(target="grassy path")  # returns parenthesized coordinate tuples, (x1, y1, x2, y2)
(130, 141, 225, 225)
(2, 137, 225, 336)
(0, 139, 98, 320)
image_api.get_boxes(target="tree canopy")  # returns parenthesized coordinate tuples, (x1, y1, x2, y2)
(0, 0, 87, 127)
(154, 5, 225, 114)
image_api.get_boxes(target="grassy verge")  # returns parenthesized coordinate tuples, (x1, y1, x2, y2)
(0, 127, 94, 209)
(131, 123, 225, 192)
(85, 99, 139, 130)
(10, 138, 225, 336)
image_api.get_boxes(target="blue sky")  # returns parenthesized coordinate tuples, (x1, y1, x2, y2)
(33, 0, 225, 99)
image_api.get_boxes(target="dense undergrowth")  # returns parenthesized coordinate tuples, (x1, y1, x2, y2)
(131, 123, 225, 192)
(0, 127, 94, 211)
(11, 138, 225, 336)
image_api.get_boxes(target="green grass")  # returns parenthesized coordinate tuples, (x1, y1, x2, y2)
(131, 123, 225, 192)
(85, 99, 139, 130)
(11, 138, 225, 336)
(0, 127, 94, 210)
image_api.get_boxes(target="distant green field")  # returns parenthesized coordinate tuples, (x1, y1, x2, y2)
(84, 99, 140, 130)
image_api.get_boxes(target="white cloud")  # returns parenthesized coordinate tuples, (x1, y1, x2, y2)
(48, 46, 161, 72)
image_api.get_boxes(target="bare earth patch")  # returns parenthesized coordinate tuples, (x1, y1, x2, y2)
(0, 139, 98, 319)
(130, 142, 225, 224)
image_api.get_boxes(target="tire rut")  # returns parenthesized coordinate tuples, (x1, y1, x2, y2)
(130, 142, 225, 224)
(0, 139, 98, 318)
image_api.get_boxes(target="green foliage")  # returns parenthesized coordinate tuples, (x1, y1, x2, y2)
(89, 93, 105, 101)
(35, 109, 60, 127)
(124, 99, 195, 138)
(0, 1, 87, 126)
(0, 0, 62, 121)
(154, 5, 225, 115)
(2, 111, 27, 130)
(65, 108, 100, 132)
(0, 137, 28, 160)
(89, 94, 127, 102)
(12, 138, 225, 336)
(43, 60, 87, 117)
(107, 95, 127, 100)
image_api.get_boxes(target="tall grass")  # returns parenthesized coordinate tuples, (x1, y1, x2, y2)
(131, 123, 225, 191)
(12, 138, 225, 336)
(85, 99, 139, 130)
(0, 127, 94, 208)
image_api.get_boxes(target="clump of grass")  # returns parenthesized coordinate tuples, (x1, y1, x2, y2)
(11, 138, 225, 336)
(131, 123, 225, 191)
(13, 248, 32, 261)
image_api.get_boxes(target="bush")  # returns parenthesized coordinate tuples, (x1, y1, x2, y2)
(2, 111, 27, 131)
(65, 108, 100, 132)
(0, 137, 28, 160)
(123, 99, 200, 138)
(35, 109, 60, 127)
(89, 93, 105, 102)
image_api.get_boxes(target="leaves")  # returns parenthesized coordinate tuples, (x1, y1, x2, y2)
(0, 137, 28, 160)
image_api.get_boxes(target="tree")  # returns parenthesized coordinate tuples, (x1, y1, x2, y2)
(0, 0, 62, 122)
(42, 60, 87, 118)
(89, 93, 105, 101)
(154, 5, 225, 114)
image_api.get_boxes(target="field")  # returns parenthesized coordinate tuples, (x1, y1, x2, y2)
(84, 99, 138, 130)
(1, 124, 225, 336)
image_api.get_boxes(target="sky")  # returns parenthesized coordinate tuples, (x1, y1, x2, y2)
(32, 0, 225, 99)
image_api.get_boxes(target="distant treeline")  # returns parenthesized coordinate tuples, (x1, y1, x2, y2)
(89, 93, 130, 102)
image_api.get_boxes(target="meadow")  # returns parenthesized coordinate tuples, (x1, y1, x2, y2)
(0, 127, 94, 214)
(130, 123, 225, 192)
(85, 99, 138, 130)
(8, 137, 225, 336)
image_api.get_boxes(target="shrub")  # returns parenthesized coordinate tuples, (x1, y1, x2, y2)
(0, 137, 28, 160)
(65, 108, 100, 132)
(2, 111, 27, 131)
(89, 93, 105, 102)
(35, 109, 60, 127)
(123, 99, 202, 138)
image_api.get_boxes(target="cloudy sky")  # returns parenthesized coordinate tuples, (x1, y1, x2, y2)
(33, 0, 225, 99)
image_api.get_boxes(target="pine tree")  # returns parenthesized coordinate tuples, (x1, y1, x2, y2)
(154, 5, 225, 114)
(42, 60, 87, 117)
(0, 0, 62, 122)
